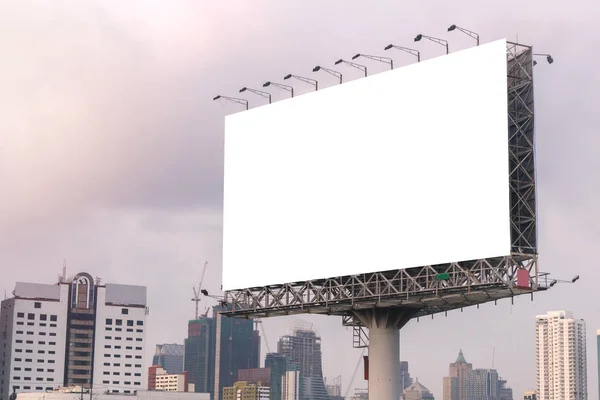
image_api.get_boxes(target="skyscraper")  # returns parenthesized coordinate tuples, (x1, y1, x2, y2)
(536, 310, 587, 400)
(184, 318, 216, 394)
(466, 369, 499, 400)
(443, 350, 472, 400)
(0, 273, 148, 400)
(213, 305, 259, 400)
(153, 344, 184, 374)
(277, 328, 329, 400)
(400, 361, 413, 392)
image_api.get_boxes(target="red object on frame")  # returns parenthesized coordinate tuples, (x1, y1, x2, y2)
(516, 268, 531, 289)
(364, 355, 369, 380)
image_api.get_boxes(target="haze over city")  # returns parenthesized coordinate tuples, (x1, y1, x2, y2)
(1, 1, 600, 399)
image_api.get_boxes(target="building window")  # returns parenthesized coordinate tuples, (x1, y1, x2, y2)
(26, 332, 34, 335)
(103, 381, 109, 384)
(135, 338, 142, 342)
(13, 367, 21, 371)
(24, 359, 32, 362)
(127, 320, 134, 327)
(16, 321, 24, 326)
(27, 314, 35, 320)
(14, 377, 21, 381)
(106, 318, 113, 325)
(38, 350, 45, 354)
(25, 340, 33, 344)
(47, 369, 54, 373)
(115, 337, 122, 341)
(50, 315, 57, 322)
(124, 381, 131, 385)
(39, 332, 46, 336)
(135, 347, 142, 351)
(37, 359, 44, 363)
(39, 341, 45, 345)
(14, 358, 22, 362)
(114, 345, 121, 350)
(17, 313, 24, 318)
(48, 360, 55, 364)
(104, 372, 110, 375)
(49, 333, 56, 337)
(40, 314, 47, 321)
(134, 364, 141, 368)
(24, 377, 31, 381)
(125, 372, 131, 376)
(136, 321, 143, 326)
(126, 347, 132, 350)
(15, 349, 22, 353)
(114, 363, 120, 367)
(34, 303, 41, 309)
(36, 377, 43, 381)
(48, 351, 55, 355)
(116, 320, 122, 326)
(16, 331, 23, 334)
(104, 345, 111, 349)
(104, 354, 111, 357)
(105, 336, 111, 340)
(121, 309, 128, 315)
(50, 324, 57, 328)
(127, 328, 133, 333)
(134, 356, 141, 359)
(134, 382, 141, 386)
(125, 355, 132, 359)
(136, 329, 143, 333)
(47, 378, 54, 382)
(15, 340, 23, 344)
(114, 355, 121, 358)
(25, 350, 32, 354)
(49, 342, 56, 346)
(113, 372, 120, 376)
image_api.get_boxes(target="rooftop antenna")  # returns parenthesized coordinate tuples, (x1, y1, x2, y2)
(492, 346, 495, 369)
(62, 258, 67, 283)
(192, 261, 209, 319)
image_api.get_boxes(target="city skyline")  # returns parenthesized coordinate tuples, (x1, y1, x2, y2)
(1, 0, 599, 399)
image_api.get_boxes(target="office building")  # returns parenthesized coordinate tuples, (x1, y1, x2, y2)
(222, 381, 269, 400)
(536, 310, 587, 400)
(265, 353, 288, 400)
(403, 378, 435, 400)
(443, 350, 472, 400)
(0, 273, 148, 400)
(153, 344, 184, 374)
(185, 318, 216, 394)
(281, 363, 300, 400)
(277, 328, 328, 400)
(498, 378, 513, 400)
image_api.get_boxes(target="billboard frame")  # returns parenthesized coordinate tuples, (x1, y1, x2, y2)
(221, 42, 543, 324)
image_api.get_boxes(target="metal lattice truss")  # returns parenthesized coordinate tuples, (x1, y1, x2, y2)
(222, 42, 544, 341)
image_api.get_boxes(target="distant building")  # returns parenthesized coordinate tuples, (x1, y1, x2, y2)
(536, 310, 587, 399)
(466, 369, 498, 400)
(265, 353, 288, 400)
(184, 317, 216, 394)
(281, 363, 300, 400)
(238, 368, 270, 386)
(443, 350, 472, 400)
(400, 361, 413, 392)
(277, 328, 329, 400)
(153, 343, 185, 374)
(403, 378, 435, 400)
(522, 389, 536, 400)
(222, 381, 269, 400)
(325, 375, 343, 400)
(498, 378, 513, 400)
(350, 388, 368, 400)
(148, 365, 193, 392)
(15, 390, 209, 400)
(0, 273, 148, 400)
(213, 305, 260, 400)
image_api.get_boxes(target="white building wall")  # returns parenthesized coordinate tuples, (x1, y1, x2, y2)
(155, 374, 186, 392)
(536, 310, 587, 400)
(0, 283, 70, 400)
(92, 285, 148, 394)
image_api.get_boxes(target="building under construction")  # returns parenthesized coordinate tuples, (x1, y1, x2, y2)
(277, 328, 329, 400)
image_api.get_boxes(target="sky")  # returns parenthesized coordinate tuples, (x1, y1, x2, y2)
(1, 0, 599, 398)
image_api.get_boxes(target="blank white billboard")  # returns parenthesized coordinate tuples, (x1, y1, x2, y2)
(222, 39, 510, 291)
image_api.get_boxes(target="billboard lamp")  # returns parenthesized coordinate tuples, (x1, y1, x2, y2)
(313, 65, 343, 84)
(333, 59, 367, 77)
(263, 81, 294, 97)
(352, 53, 393, 70)
(448, 25, 480, 46)
(384, 44, 421, 62)
(414, 34, 449, 54)
(284, 74, 318, 91)
(239, 87, 272, 104)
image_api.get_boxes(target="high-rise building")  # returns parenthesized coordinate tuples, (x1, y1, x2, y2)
(443, 350, 472, 400)
(282, 363, 300, 400)
(265, 353, 288, 400)
(536, 310, 587, 400)
(0, 273, 148, 400)
(403, 378, 435, 400)
(522, 389, 536, 400)
(153, 344, 184, 374)
(400, 361, 413, 392)
(213, 305, 260, 400)
(277, 328, 328, 400)
(466, 369, 499, 400)
(184, 318, 215, 394)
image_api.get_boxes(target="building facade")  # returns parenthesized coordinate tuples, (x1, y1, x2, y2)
(0, 274, 148, 400)
(152, 344, 184, 374)
(222, 381, 269, 400)
(148, 366, 192, 392)
(265, 353, 288, 400)
(536, 310, 587, 400)
(237, 368, 270, 386)
(400, 361, 413, 392)
(403, 378, 435, 400)
(466, 369, 499, 400)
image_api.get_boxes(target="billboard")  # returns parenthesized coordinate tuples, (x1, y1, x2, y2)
(222, 39, 510, 291)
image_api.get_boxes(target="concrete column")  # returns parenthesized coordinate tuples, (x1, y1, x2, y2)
(368, 324, 401, 399)
(352, 308, 417, 400)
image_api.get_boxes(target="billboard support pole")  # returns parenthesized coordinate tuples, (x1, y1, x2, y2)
(352, 308, 416, 400)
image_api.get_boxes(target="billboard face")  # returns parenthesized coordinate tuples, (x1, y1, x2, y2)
(222, 39, 510, 291)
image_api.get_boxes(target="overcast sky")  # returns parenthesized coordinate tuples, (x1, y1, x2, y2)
(1, 0, 600, 398)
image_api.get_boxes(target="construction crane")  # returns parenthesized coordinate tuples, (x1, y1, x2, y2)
(254, 319, 271, 353)
(191, 261, 209, 320)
